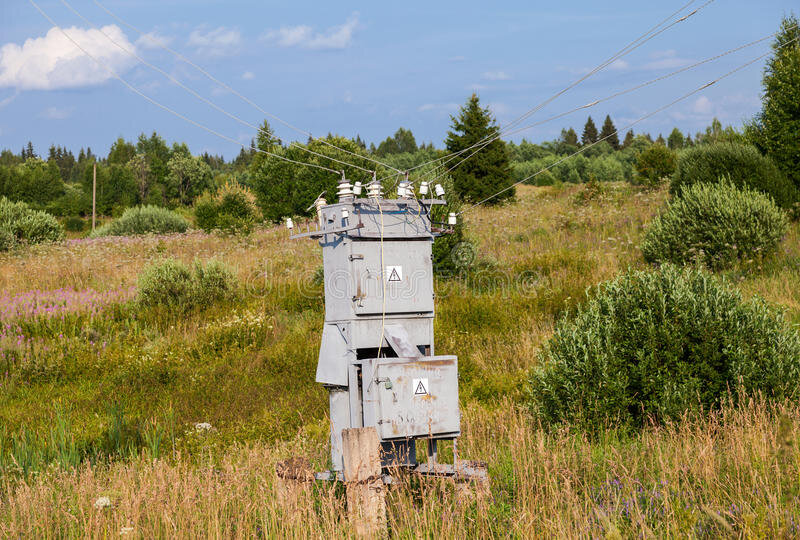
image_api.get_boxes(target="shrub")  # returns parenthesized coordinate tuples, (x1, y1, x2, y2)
(528, 265, 800, 429)
(671, 143, 798, 212)
(635, 144, 676, 187)
(64, 216, 85, 232)
(641, 181, 788, 269)
(194, 181, 260, 234)
(92, 205, 189, 237)
(0, 197, 64, 250)
(138, 258, 238, 310)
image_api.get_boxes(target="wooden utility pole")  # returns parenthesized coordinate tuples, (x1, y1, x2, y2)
(92, 162, 97, 232)
(342, 427, 386, 537)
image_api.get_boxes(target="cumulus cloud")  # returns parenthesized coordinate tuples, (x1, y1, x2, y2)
(692, 96, 713, 115)
(187, 27, 242, 57)
(482, 70, 511, 81)
(136, 31, 172, 49)
(39, 106, 74, 120)
(418, 103, 459, 113)
(263, 13, 359, 50)
(608, 59, 629, 71)
(644, 50, 693, 70)
(242, 71, 255, 80)
(0, 25, 137, 91)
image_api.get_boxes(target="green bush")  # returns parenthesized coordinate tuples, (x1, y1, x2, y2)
(641, 181, 788, 269)
(0, 197, 64, 250)
(92, 205, 189, 237)
(194, 181, 260, 234)
(138, 258, 238, 310)
(635, 144, 676, 187)
(528, 265, 800, 429)
(64, 216, 85, 232)
(671, 143, 799, 212)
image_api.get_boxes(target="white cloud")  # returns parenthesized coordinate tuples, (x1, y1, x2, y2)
(136, 31, 172, 49)
(187, 27, 242, 57)
(39, 106, 74, 120)
(242, 71, 255, 80)
(692, 96, 713, 115)
(0, 91, 18, 108)
(488, 102, 510, 116)
(468, 83, 488, 91)
(418, 103, 458, 113)
(0, 25, 137, 91)
(482, 70, 511, 81)
(644, 50, 693, 70)
(263, 13, 359, 50)
(608, 59, 629, 71)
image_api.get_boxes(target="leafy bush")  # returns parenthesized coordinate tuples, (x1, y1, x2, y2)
(642, 181, 788, 269)
(64, 216, 85, 232)
(138, 258, 238, 310)
(671, 143, 798, 212)
(194, 181, 260, 234)
(91, 205, 189, 237)
(0, 197, 64, 250)
(528, 265, 800, 429)
(635, 144, 676, 187)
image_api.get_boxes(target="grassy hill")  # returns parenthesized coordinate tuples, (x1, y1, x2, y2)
(1, 183, 800, 537)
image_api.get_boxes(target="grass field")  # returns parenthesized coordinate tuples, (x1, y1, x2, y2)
(1, 183, 799, 537)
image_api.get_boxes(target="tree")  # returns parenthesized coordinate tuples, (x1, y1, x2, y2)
(667, 128, 685, 150)
(747, 15, 800, 190)
(635, 144, 677, 187)
(599, 115, 620, 150)
(128, 154, 151, 203)
(685, 134, 694, 147)
(108, 137, 136, 165)
(581, 116, 599, 146)
(167, 154, 213, 206)
(622, 130, 635, 149)
(656, 134, 666, 146)
(560, 128, 579, 147)
(15, 159, 65, 205)
(444, 94, 513, 204)
(375, 127, 418, 156)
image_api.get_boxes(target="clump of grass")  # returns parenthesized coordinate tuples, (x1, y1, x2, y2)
(137, 258, 238, 311)
(91, 205, 189, 237)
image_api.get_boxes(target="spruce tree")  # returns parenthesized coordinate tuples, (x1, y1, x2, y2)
(581, 116, 599, 146)
(748, 15, 800, 190)
(445, 94, 513, 204)
(561, 127, 579, 147)
(656, 134, 666, 146)
(622, 130, 635, 149)
(599, 115, 620, 150)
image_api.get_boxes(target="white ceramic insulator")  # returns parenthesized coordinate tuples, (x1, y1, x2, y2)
(448, 212, 457, 225)
(435, 183, 445, 197)
(419, 182, 429, 196)
(353, 181, 363, 195)
(286, 218, 294, 230)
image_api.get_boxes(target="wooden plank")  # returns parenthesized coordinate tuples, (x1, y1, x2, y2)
(342, 427, 386, 537)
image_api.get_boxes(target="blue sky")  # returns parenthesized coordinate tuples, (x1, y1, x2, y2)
(0, 1, 796, 159)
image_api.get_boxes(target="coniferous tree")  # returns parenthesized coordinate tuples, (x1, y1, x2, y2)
(445, 93, 513, 204)
(581, 117, 599, 146)
(656, 134, 666, 146)
(599, 115, 620, 150)
(685, 133, 693, 147)
(747, 15, 800, 190)
(622, 130, 635, 149)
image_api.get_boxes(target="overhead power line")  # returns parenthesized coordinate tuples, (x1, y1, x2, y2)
(422, 27, 794, 186)
(27, 0, 341, 175)
(90, 0, 404, 175)
(457, 36, 800, 215)
(390, 0, 712, 183)
(57, 0, 374, 175)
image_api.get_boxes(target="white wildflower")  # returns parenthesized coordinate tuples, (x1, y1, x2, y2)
(195, 422, 213, 432)
(120, 526, 135, 535)
(94, 496, 112, 509)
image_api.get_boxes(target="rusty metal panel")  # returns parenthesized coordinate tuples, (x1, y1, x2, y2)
(369, 356, 460, 440)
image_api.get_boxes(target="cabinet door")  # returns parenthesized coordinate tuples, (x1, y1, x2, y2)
(351, 240, 434, 315)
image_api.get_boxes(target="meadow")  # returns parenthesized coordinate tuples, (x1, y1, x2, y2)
(1, 183, 800, 537)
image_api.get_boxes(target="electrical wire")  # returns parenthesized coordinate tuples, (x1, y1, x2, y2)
(56, 0, 374, 175)
(90, 0, 405, 175)
(422, 26, 795, 186)
(457, 37, 800, 216)
(384, 0, 712, 183)
(27, 0, 341, 175)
